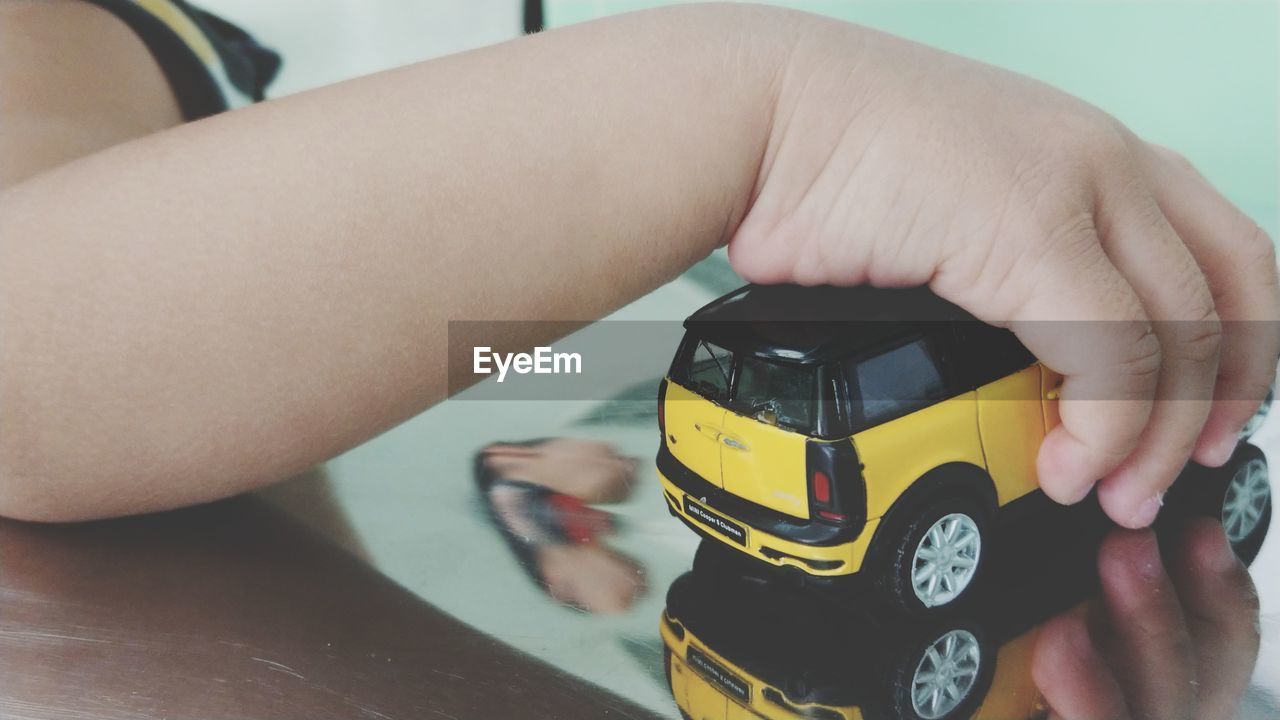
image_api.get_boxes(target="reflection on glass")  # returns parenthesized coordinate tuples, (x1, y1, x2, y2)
(660, 543, 1072, 719)
(475, 437, 645, 614)
(735, 357, 816, 432)
(659, 446, 1270, 720)
(848, 337, 945, 425)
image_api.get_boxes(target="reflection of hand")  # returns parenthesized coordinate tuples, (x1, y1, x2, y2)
(484, 439, 638, 504)
(537, 543, 646, 615)
(1031, 519, 1259, 719)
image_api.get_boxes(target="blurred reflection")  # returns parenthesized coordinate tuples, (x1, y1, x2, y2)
(476, 437, 646, 613)
(659, 445, 1268, 720)
(0, 497, 659, 719)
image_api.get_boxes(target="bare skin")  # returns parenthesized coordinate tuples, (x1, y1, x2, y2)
(1032, 520, 1261, 720)
(0, 0, 182, 186)
(0, 2, 1276, 525)
(483, 440, 638, 504)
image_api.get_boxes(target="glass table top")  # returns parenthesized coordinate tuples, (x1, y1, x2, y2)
(3, 257, 1277, 719)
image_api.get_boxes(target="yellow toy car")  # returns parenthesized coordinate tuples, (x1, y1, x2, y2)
(660, 543, 1065, 720)
(657, 284, 1271, 614)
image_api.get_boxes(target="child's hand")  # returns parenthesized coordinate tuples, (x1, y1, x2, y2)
(728, 17, 1279, 528)
(1031, 521, 1259, 719)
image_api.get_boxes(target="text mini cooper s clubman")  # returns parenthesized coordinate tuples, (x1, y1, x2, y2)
(656, 284, 1064, 614)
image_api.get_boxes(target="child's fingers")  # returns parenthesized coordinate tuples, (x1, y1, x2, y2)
(1096, 529, 1197, 720)
(1031, 611, 1132, 720)
(1091, 190, 1219, 528)
(1009, 226, 1157, 506)
(483, 443, 544, 458)
(1168, 518, 1261, 720)
(1144, 147, 1280, 465)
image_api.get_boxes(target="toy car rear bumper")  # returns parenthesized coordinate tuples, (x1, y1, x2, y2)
(661, 612, 860, 720)
(657, 446, 877, 577)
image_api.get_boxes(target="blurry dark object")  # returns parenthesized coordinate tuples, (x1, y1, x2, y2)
(476, 438, 645, 614)
(524, 0, 543, 34)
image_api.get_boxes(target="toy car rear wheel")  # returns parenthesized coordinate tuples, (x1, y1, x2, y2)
(861, 617, 995, 720)
(1221, 446, 1271, 563)
(875, 497, 988, 616)
(906, 625, 983, 712)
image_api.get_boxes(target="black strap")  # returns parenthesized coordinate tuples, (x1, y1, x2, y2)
(77, 0, 280, 120)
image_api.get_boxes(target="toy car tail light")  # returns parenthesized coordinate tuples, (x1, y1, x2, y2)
(657, 379, 669, 438)
(812, 470, 831, 505)
(806, 439, 866, 527)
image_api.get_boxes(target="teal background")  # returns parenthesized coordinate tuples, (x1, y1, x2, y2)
(547, 1, 1279, 238)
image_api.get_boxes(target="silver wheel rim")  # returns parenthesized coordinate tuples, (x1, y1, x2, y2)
(1223, 458, 1270, 543)
(912, 513, 981, 607)
(911, 629, 981, 719)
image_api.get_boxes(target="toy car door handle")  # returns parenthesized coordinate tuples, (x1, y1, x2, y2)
(694, 423, 722, 439)
(721, 436, 749, 450)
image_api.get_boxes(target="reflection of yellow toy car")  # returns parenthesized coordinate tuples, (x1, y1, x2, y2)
(661, 456, 1268, 720)
(662, 591, 1053, 720)
(660, 540, 1067, 720)
(658, 285, 1274, 614)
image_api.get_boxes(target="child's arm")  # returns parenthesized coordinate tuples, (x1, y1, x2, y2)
(0, 4, 1274, 524)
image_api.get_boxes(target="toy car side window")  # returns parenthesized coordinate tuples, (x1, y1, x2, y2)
(684, 339, 734, 403)
(847, 336, 947, 428)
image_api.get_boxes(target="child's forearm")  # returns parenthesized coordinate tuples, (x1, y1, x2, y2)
(0, 5, 794, 520)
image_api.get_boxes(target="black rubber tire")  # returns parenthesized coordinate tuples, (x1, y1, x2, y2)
(1222, 444, 1272, 565)
(879, 621, 995, 720)
(872, 496, 989, 617)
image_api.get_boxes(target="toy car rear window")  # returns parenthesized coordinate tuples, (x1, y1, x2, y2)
(670, 335, 818, 433)
(733, 356, 816, 432)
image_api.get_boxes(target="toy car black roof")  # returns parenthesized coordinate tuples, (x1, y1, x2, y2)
(683, 284, 977, 365)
